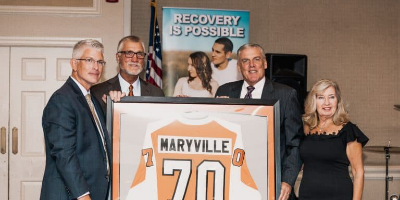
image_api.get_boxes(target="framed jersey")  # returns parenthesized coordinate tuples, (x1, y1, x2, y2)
(107, 97, 281, 200)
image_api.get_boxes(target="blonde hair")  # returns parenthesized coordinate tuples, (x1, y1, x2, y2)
(303, 79, 349, 129)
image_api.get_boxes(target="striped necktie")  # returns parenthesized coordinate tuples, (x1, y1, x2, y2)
(244, 86, 255, 99)
(85, 94, 110, 177)
(128, 84, 134, 96)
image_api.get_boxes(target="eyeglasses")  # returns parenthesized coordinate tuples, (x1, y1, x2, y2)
(118, 51, 147, 59)
(240, 57, 263, 66)
(75, 58, 106, 67)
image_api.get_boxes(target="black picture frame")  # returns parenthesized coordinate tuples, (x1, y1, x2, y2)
(107, 96, 281, 200)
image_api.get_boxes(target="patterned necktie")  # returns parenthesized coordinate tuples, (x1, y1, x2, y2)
(128, 84, 134, 96)
(85, 94, 110, 176)
(244, 86, 255, 99)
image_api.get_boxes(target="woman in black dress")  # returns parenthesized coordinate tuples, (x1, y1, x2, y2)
(299, 79, 368, 200)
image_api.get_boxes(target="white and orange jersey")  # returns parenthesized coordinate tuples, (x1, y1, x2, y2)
(126, 115, 262, 200)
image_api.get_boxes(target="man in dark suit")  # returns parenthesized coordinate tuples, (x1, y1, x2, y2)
(215, 43, 303, 200)
(41, 39, 110, 200)
(91, 35, 164, 114)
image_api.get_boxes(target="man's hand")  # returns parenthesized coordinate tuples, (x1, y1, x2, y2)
(175, 94, 189, 97)
(103, 91, 126, 103)
(278, 182, 292, 200)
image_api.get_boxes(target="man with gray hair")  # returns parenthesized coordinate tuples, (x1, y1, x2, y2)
(41, 39, 110, 200)
(215, 43, 303, 200)
(91, 35, 164, 114)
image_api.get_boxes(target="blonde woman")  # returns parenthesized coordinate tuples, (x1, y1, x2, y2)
(298, 79, 368, 200)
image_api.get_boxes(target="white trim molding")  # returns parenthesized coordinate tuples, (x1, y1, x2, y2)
(0, 37, 102, 47)
(364, 165, 400, 180)
(0, 0, 101, 15)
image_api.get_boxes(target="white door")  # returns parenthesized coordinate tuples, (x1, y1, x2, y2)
(8, 47, 72, 200)
(0, 47, 10, 200)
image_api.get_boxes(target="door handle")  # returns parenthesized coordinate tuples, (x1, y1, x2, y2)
(1, 127, 5, 154)
(12, 127, 18, 154)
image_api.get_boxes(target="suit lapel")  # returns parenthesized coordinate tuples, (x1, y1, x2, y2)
(67, 78, 108, 155)
(66, 78, 94, 123)
(229, 80, 244, 98)
(107, 75, 122, 92)
(261, 78, 274, 99)
(98, 75, 116, 152)
(92, 96, 107, 133)
(92, 96, 111, 154)
(140, 78, 151, 96)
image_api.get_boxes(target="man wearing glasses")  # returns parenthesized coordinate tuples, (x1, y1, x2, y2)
(91, 35, 165, 114)
(215, 43, 303, 200)
(41, 39, 110, 200)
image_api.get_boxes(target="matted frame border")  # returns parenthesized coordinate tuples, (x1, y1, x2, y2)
(106, 96, 281, 200)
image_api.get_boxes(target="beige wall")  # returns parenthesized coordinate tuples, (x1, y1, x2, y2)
(0, 0, 398, 198)
(0, 0, 124, 81)
(132, 0, 400, 199)
(132, 0, 400, 157)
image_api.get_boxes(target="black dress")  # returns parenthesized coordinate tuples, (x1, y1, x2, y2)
(298, 122, 369, 200)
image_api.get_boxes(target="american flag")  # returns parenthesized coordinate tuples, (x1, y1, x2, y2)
(146, 0, 162, 88)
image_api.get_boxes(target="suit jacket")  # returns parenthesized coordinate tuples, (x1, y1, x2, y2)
(215, 78, 303, 187)
(91, 75, 165, 114)
(41, 77, 111, 200)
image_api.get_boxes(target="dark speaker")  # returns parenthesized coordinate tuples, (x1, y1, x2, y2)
(265, 53, 307, 112)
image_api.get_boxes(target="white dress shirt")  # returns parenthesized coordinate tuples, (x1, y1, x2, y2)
(118, 73, 141, 96)
(240, 77, 266, 99)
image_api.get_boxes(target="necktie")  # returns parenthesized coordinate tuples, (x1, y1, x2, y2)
(244, 86, 255, 99)
(85, 94, 110, 176)
(128, 84, 133, 96)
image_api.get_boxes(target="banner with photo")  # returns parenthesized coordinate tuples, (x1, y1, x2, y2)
(162, 7, 250, 96)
